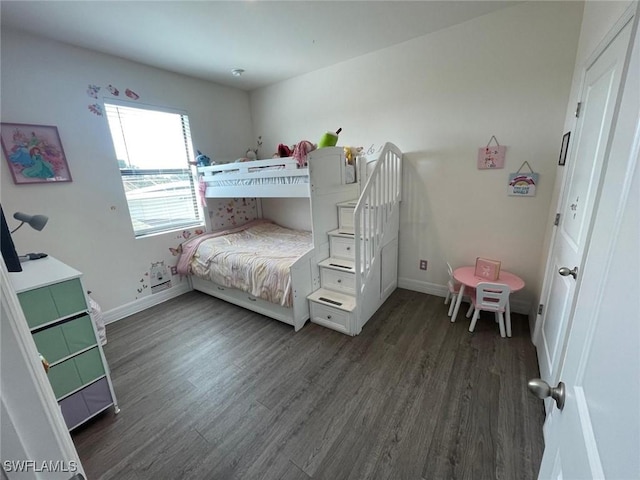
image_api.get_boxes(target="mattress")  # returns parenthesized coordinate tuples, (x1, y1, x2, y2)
(178, 220, 312, 307)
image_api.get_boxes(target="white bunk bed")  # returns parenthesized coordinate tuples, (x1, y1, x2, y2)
(190, 145, 402, 334)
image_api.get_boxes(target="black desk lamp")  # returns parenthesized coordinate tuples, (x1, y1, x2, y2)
(11, 212, 49, 261)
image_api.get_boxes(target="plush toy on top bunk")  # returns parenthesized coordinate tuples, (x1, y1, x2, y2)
(271, 140, 317, 168)
(189, 150, 212, 167)
(235, 148, 258, 163)
(292, 140, 316, 167)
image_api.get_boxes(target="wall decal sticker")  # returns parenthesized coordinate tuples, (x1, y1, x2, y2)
(87, 84, 100, 98)
(169, 244, 183, 256)
(209, 198, 257, 230)
(150, 261, 171, 293)
(125, 88, 140, 100)
(136, 276, 149, 297)
(85, 83, 139, 117)
(88, 104, 103, 116)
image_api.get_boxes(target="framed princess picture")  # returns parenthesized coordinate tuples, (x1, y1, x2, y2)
(1, 123, 72, 184)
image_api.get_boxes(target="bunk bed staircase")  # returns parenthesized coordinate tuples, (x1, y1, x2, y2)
(307, 143, 402, 335)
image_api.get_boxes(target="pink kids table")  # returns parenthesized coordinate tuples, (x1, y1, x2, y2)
(450, 266, 525, 337)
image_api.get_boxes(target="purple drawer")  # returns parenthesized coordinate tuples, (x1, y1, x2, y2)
(58, 378, 113, 430)
(82, 377, 113, 415)
(59, 391, 90, 430)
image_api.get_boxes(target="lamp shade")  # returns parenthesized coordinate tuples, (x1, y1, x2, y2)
(13, 212, 48, 231)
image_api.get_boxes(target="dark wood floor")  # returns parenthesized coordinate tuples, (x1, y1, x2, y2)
(72, 288, 545, 480)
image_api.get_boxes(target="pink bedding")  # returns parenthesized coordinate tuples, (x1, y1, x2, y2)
(177, 220, 312, 307)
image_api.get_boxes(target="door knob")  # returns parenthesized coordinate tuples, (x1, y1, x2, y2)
(527, 378, 565, 410)
(558, 266, 578, 279)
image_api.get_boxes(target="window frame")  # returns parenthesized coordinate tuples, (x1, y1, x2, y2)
(103, 99, 204, 238)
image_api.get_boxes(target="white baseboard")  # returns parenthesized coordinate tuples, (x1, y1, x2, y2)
(398, 278, 447, 297)
(103, 282, 193, 324)
(398, 277, 531, 315)
(103, 277, 533, 332)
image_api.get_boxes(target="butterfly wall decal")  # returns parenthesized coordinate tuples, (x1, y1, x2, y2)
(169, 244, 183, 256)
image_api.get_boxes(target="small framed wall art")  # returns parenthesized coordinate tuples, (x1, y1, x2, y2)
(558, 131, 570, 166)
(1, 123, 72, 184)
(508, 161, 539, 197)
(477, 135, 506, 169)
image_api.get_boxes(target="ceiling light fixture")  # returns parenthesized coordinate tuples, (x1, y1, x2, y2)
(231, 68, 245, 77)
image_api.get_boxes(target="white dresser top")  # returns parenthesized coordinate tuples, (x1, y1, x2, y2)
(8, 256, 82, 293)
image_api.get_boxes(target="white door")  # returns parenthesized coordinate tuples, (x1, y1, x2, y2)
(534, 15, 634, 386)
(536, 10, 639, 478)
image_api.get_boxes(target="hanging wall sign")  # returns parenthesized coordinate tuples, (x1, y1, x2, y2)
(477, 135, 506, 169)
(508, 161, 539, 196)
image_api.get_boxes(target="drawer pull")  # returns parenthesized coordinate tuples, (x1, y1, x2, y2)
(217, 286, 225, 291)
(337, 279, 342, 283)
(346, 246, 351, 251)
(327, 315, 332, 320)
(248, 296, 257, 302)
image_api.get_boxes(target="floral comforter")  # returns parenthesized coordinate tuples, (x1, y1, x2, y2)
(177, 220, 312, 307)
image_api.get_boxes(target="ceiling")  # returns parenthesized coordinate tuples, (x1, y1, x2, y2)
(1, 1, 517, 91)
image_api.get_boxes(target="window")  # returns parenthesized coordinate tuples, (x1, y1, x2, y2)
(104, 101, 202, 237)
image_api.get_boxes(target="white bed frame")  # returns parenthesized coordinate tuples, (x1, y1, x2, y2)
(190, 247, 315, 332)
(198, 149, 361, 199)
(194, 146, 394, 332)
(198, 157, 310, 198)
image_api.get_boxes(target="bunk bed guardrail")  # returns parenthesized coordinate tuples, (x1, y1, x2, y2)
(354, 142, 403, 299)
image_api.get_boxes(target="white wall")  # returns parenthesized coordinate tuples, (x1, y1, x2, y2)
(0, 30, 254, 314)
(251, 2, 583, 314)
(260, 198, 312, 231)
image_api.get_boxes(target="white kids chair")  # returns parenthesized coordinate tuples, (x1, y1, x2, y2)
(445, 262, 462, 317)
(466, 282, 511, 337)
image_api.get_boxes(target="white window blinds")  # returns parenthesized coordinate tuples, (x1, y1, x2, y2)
(104, 101, 202, 237)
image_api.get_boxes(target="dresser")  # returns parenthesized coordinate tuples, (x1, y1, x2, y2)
(9, 256, 119, 430)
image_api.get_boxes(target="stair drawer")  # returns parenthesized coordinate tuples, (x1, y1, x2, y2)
(310, 302, 352, 334)
(338, 206, 355, 230)
(330, 236, 355, 260)
(321, 268, 355, 295)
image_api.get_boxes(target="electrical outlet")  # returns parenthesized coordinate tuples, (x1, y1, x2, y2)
(419, 259, 428, 270)
(170, 266, 178, 275)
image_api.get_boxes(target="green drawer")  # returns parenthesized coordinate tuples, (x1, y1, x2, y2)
(47, 347, 105, 399)
(32, 325, 71, 364)
(74, 348, 105, 385)
(48, 359, 83, 399)
(61, 315, 97, 353)
(19, 278, 87, 329)
(50, 279, 87, 318)
(18, 287, 58, 328)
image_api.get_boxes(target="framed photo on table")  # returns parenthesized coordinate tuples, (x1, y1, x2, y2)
(475, 257, 501, 281)
(1, 123, 72, 184)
